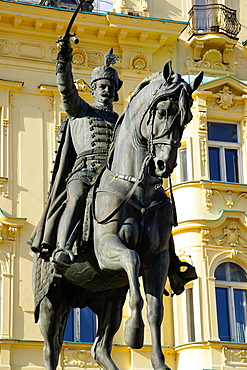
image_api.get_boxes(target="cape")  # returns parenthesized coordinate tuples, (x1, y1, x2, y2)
(28, 116, 76, 254)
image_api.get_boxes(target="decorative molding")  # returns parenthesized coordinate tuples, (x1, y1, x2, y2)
(199, 137, 207, 176)
(130, 53, 149, 72)
(0, 40, 11, 55)
(216, 86, 234, 109)
(48, 97, 54, 112)
(0, 177, 8, 198)
(63, 348, 101, 368)
(3, 119, 9, 136)
(223, 347, 247, 366)
(204, 189, 247, 210)
(204, 189, 213, 211)
(201, 228, 210, 245)
(87, 52, 104, 67)
(9, 92, 14, 108)
(72, 48, 88, 69)
(8, 227, 17, 241)
(16, 42, 44, 59)
(49, 46, 57, 61)
(212, 222, 247, 248)
(74, 79, 91, 92)
(197, 111, 207, 130)
(186, 49, 237, 76)
(141, 0, 148, 11)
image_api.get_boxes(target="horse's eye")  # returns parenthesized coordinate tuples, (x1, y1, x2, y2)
(157, 110, 166, 119)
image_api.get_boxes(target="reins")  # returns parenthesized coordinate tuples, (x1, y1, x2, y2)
(92, 154, 152, 224)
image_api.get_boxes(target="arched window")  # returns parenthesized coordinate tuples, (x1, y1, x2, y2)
(215, 262, 247, 342)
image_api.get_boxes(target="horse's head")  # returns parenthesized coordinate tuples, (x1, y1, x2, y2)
(136, 61, 203, 178)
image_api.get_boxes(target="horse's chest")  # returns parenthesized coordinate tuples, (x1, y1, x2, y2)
(118, 201, 172, 251)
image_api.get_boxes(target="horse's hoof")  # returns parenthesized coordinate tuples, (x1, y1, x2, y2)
(124, 319, 144, 349)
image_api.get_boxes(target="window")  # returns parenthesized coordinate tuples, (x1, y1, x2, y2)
(186, 286, 195, 342)
(179, 147, 188, 182)
(215, 262, 247, 342)
(208, 122, 240, 183)
(64, 307, 97, 342)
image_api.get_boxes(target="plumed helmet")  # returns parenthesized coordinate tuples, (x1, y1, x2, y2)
(90, 47, 123, 102)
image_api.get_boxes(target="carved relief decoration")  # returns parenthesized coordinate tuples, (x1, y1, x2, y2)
(0, 40, 11, 54)
(201, 228, 210, 245)
(204, 189, 213, 210)
(9, 92, 14, 108)
(141, 0, 148, 11)
(199, 137, 207, 175)
(130, 53, 149, 72)
(87, 52, 104, 67)
(72, 48, 88, 68)
(49, 46, 57, 61)
(63, 348, 101, 368)
(224, 347, 247, 366)
(216, 86, 234, 109)
(74, 79, 91, 92)
(3, 119, 9, 136)
(186, 49, 237, 76)
(48, 97, 54, 112)
(197, 111, 207, 130)
(212, 222, 247, 248)
(8, 227, 17, 241)
(204, 189, 247, 210)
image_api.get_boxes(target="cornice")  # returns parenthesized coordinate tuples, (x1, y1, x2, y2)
(0, 79, 24, 91)
(0, 208, 26, 228)
(0, 1, 185, 49)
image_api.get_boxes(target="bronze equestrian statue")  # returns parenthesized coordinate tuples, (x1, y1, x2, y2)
(28, 11, 203, 368)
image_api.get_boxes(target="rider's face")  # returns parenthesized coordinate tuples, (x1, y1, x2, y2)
(93, 79, 116, 105)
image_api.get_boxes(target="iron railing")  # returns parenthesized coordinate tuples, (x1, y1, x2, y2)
(188, 4, 241, 40)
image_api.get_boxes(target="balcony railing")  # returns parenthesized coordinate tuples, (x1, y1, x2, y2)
(188, 4, 241, 40)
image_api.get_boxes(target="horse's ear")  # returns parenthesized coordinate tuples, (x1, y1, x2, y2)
(190, 71, 204, 92)
(163, 60, 173, 83)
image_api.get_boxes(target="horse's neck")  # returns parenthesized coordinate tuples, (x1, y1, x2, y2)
(110, 115, 146, 178)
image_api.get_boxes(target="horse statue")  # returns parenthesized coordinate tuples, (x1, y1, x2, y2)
(33, 61, 203, 370)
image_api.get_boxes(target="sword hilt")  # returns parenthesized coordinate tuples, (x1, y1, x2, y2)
(56, 33, 79, 45)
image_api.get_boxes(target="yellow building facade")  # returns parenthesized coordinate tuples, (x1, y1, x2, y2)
(0, 0, 247, 369)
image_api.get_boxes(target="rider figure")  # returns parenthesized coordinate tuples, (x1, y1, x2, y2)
(28, 37, 196, 293)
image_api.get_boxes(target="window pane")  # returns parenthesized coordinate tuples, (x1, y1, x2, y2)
(229, 263, 247, 282)
(64, 309, 74, 341)
(215, 263, 227, 281)
(225, 149, 239, 183)
(208, 122, 238, 143)
(64, 307, 96, 343)
(180, 148, 188, 182)
(186, 288, 195, 342)
(234, 289, 247, 342)
(80, 307, 96, 342)
(215, 287, 231, 341)
(209, 147, 221, 181)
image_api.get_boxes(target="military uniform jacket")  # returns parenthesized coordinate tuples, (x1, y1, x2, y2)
(28, 58, 119, 254)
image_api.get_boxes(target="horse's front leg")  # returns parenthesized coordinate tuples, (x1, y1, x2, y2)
(143, 249, 171, 370)
(39, 288, 71, 370)
(95, 233, 144, 349)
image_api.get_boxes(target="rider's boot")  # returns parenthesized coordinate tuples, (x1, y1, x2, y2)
(52, 246, 74, 283)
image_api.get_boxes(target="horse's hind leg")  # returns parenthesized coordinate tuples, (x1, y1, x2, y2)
(39, 292, 71, 370)
(143, 250, 171, 370)
(90, 287, 128, 370)
(95, 233, 144, 349)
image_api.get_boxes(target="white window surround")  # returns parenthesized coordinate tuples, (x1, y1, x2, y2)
(207, 121, 242, 183)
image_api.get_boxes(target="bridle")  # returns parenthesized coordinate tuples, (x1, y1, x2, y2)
(92, 88, 185, 225)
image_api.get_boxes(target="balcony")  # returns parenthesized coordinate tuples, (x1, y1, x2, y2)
(188, 4, 241, 40)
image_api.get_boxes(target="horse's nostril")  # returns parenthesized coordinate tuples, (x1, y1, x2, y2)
(157, 160, 165, 171)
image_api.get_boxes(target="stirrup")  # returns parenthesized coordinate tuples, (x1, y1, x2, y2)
(52, 248, 74, 268)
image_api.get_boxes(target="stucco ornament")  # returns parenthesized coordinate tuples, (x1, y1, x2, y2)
(216, 85, 234, 109)
(72, 48, 88, 68)
(130, 53, 149, 72)
(213, 222, 247, 248)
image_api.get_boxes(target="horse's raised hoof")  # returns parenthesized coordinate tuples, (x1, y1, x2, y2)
(124, 319, 144, 349)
